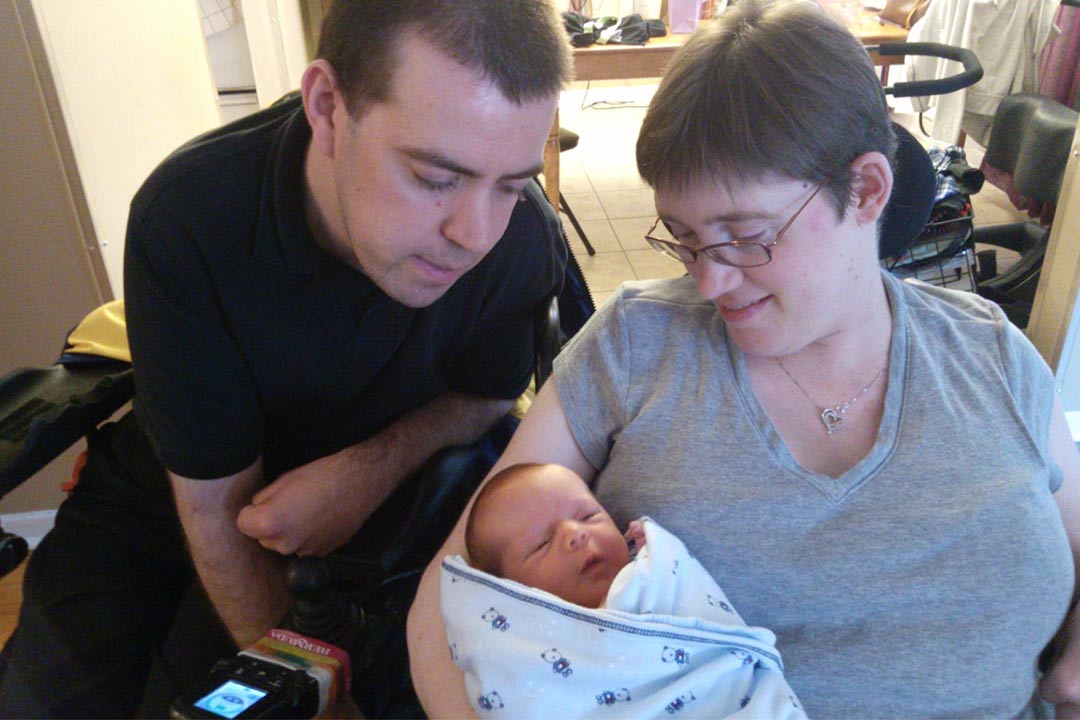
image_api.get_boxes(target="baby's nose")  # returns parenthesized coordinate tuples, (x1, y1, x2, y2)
(564, 522, 589, 550)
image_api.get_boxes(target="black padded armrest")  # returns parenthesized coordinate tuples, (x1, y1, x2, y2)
(534, 294, 561, 390)
(0, 362, 134, 497)
(984, 94, 1078, 205)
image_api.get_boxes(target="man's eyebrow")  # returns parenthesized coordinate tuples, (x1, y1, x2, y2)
(401, 147, 543, 182)
(502, 161, 545, 181)
(402, 148, 478, 177)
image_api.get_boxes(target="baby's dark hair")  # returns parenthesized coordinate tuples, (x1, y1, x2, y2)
(465, 463, 546, 575)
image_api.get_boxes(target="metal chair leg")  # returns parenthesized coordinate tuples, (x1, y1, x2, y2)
(559, 192, 596, 256)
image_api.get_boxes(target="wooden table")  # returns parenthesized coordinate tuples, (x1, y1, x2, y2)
(542, 9, 908, 207)
(847, 8, 912, 67)
(571, 31, 692, 83)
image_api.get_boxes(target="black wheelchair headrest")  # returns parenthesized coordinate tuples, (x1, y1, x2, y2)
(878, 122, 936, 260)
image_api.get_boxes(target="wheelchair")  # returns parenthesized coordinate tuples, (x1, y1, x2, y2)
(872, 43, 1075, 329)
(970, 92, 1078, 329)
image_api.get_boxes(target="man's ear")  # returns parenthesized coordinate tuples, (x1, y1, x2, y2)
(301, 59, 343, 159)
(848, 151, 893, 225)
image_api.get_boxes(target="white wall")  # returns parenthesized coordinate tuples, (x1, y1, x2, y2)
(30, 0, 222, 299)
(241, 0, 310, 107)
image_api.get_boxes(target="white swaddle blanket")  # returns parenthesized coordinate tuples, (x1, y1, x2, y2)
(441, 518, 807, 718)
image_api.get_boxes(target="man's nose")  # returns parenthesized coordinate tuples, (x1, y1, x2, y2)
(441, 191, 501, 254)
(689, 258, 744, 301)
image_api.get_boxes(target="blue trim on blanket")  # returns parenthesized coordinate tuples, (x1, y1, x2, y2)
(442, 558, 783, 668)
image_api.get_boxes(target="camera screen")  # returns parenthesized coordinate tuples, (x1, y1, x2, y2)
(193, 679, 268, 719)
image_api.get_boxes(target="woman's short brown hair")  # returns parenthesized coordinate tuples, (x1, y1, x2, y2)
(318, 0, 573, 117)
(636, 0, 896, 217)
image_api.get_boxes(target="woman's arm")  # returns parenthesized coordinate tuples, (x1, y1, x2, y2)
(406, 379, 596, 718)
(1038, 397, 1080, 717)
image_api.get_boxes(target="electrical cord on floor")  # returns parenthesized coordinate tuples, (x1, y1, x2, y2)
(578, 81, 651, 111)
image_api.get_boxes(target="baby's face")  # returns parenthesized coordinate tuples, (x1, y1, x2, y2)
(479, 466, 629, 608)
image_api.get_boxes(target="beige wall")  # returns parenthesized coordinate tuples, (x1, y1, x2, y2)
(241, 0, 314, 107)
(30, 0, 221, 299)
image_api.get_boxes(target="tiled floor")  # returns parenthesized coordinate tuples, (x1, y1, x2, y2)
(550, 79, 1029, 308)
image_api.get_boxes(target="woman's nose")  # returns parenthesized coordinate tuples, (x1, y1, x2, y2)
(689, 259, 744, 301)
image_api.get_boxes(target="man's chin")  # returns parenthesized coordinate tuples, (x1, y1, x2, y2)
(414, 255, 470, 285)
(384, 279, 456, 308)
(384, 260, 472, 307)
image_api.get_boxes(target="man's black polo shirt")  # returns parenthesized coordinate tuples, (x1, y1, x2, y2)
(124, 97, 565, 482)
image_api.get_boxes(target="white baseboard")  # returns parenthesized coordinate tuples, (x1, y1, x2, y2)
(0, 510, 57, 549)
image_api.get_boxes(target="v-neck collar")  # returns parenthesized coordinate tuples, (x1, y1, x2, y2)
(728, 270, 908, 502)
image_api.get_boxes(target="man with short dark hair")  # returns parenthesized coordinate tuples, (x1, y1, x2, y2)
(0, 1, 572, 715)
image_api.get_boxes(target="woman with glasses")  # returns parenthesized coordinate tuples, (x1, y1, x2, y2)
(410, 1, 1080, 716)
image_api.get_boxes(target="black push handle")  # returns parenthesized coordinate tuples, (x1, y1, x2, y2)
(868, 42, 983, 98)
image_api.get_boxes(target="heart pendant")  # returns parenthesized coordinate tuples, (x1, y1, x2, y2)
(821, 407, 844, 434)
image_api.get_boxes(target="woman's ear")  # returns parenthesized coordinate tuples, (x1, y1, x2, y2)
(848, 151, 893, 225)
(301, 60, 343, 159)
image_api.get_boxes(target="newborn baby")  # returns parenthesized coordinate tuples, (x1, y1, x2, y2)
(465, 462, 644, 608)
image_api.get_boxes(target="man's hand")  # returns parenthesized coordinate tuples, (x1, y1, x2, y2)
(237, 393, 514, 557)
(237, 443, 391, 557)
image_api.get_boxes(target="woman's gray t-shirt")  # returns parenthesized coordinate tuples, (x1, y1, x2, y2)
(553, 270, 1073, 718)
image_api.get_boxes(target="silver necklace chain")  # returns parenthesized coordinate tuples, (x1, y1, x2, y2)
(775, 357, 884, 435)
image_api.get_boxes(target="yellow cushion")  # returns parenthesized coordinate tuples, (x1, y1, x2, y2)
(64, 300, 130, 363)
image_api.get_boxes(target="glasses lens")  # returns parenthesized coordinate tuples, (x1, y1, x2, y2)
(646, 237, 693, 263)
(703, 243, 772, 268)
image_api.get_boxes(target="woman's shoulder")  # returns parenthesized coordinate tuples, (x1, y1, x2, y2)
(613, 276, 713, 314)
(888, 272, 1008, 338)
(886, 272, 1044, 371)
(565, 276, 719, 370)
(594, 277, 719, 343)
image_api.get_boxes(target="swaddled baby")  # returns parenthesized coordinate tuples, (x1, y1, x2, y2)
(465, 462, 646, 609)
(444, 462, 807, 719)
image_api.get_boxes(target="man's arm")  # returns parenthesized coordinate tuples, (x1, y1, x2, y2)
(407, 380, 595, 718)
(236, 391, 512, 557)
(1039, 397, 1080, 718)
(173, 392, 508, 647)
(171, 459, 292, 648)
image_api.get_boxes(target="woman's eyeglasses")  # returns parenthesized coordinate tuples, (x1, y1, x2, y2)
(644, 178, 830, 269)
